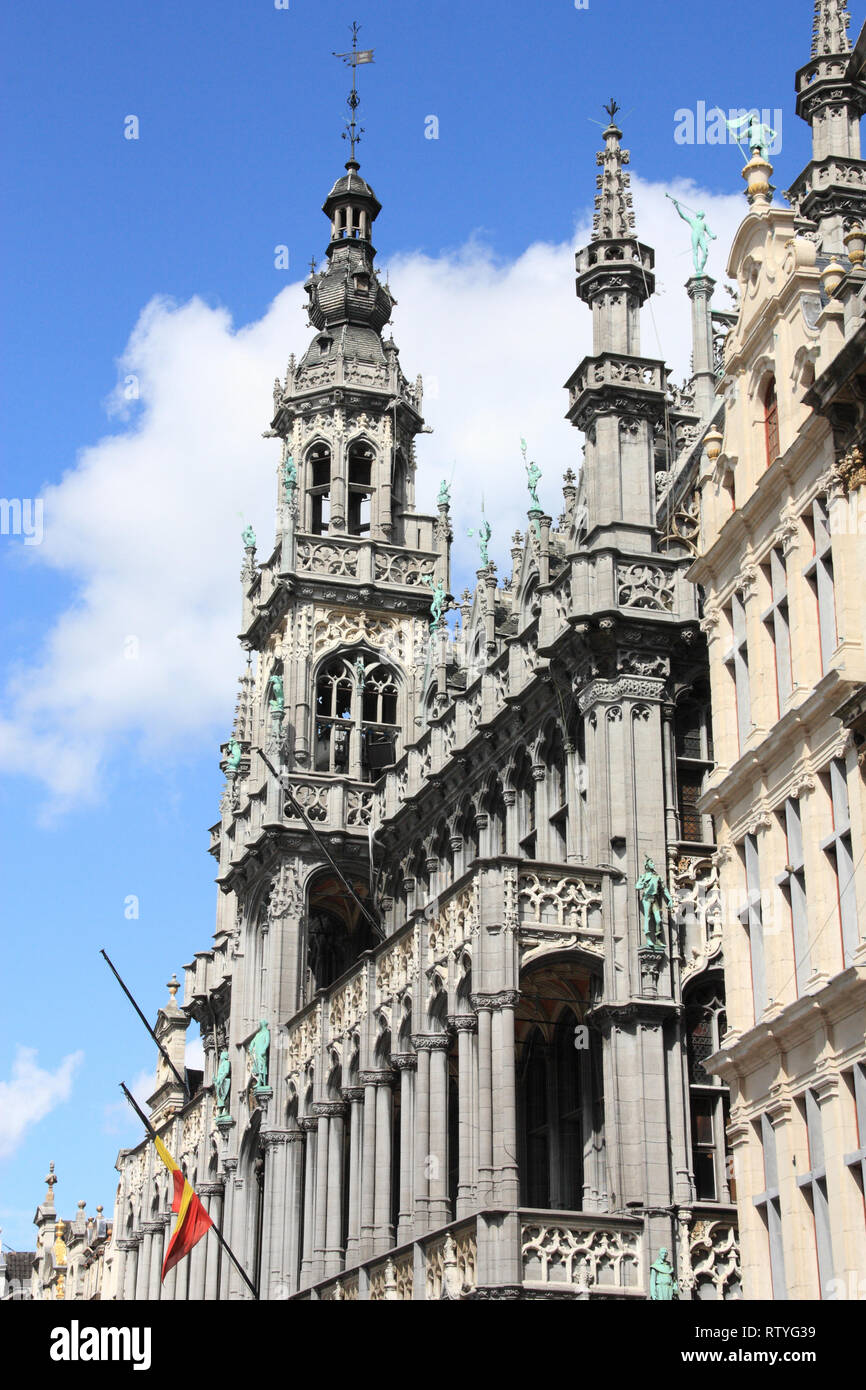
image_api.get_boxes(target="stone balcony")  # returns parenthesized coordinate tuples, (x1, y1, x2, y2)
(300, 1210, 649, 1300)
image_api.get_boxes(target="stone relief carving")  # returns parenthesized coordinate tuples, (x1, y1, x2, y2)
(616, 562, 675, 612)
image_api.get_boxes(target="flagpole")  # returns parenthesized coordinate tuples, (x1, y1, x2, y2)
(119, 1083, 259, 1301)
(101, 949, 190, 1099)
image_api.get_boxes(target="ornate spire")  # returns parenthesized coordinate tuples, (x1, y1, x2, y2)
(592, 100, 636, 242)
(811, 0, 851, 57)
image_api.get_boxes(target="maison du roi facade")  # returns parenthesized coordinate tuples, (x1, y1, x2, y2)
(105, 2, 865, 1302)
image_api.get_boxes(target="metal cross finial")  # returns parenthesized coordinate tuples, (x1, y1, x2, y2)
(309, 256, 317, 276)
(334, 21, 374, 161)
(603, 98, 620, 123)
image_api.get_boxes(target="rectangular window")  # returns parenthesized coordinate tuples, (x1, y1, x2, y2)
(739, 834, 766, 1020)
(776, 797, 810, 995)
(843, 1063, 866, 1203)
(762, 547, 792, 711)
(724, 594, 751, 750)
(820, 759, 860, 967)
(804, 497, 837, 672)
(756, 1113, 787, 1298)
(797, 1090, 834, 1297)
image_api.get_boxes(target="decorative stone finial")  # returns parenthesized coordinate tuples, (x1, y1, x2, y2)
(166, 975, 180, 1005)
(592, 102, 636, 241)
(811, 0, 852, 57)
(44, 1162, 58, 1203)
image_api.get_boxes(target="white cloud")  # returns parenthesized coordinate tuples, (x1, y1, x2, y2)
(0, 1047, 83, 1159)
(0, 174, 744, 807)
(101, 1067, 154, 1138)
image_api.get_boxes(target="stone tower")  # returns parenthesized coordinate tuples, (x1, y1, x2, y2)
(182, 149, 451, 1296)
(787, 0, 866, 251)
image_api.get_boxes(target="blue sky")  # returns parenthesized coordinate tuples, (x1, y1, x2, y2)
(0, 0, 840, 1253)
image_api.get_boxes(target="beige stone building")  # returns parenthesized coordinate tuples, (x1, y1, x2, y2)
(694, 0, 866, 1300)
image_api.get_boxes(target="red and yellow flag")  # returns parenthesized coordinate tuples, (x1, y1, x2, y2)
(154, 1134, 213, 1280)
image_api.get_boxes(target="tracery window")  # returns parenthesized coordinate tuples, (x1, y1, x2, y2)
(314, 652, 399, 781)
(684, 979, 732, 1203)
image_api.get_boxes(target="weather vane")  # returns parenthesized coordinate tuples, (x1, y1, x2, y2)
(333, 21, 375, 161)
(603, 98, 620, 122)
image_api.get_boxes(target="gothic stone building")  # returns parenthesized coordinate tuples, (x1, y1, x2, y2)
(110, 105, 741, 1301)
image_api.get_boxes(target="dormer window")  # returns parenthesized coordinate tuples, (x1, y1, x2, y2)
(317, 335, 332, 356)
(353, 272, 370, 293)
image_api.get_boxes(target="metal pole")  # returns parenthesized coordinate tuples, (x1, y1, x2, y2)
(101, 949, 189, 1098)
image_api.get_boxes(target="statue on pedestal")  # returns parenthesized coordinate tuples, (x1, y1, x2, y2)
(650, 1247, 678, 1301)
(248, 1020, 270, 1089)
(665, 194, 717, 276)
(636, 855, 673, 950)
(215, 1049, 231, 1118)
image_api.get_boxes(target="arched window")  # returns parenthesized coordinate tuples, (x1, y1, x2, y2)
(684, 979, 732, 1203)
(483, 779, 507, 856)
(314, 652, 400, 780)
(308, 442, 331, 535)
(347, 440, 375, 536)
(306, 869, 378, 996)
(674, 687, 714, 843)
(518, 1006, 603, 1211)
(763, 376, 779, 467)
(511, 749, 537, 859)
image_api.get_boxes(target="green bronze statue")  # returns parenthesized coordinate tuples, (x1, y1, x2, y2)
(725, 112, 777, 162)
(666, 194, 717, 277)
(268, 674, 284, 713)
(282, 452, 297, 499)
(650, 1247, 678, 1301)
(248, 1019, 270, 1089)
(227, 738, 242, 771)
(242, 523, 256, 549)
(468, 517, 492, 567)
(437, 479, 451, 508)
(636, 855, 673, 951)
(423, 574, 448, 629)
(215, 1049, 231, 1118)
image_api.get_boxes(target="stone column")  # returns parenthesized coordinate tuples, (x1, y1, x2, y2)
(319, 1103, 347, 1277)
(298, 1118, 318, 1289)
(160, 1216, 178, 1300)
(311, 1109, 330, 1286)
(411, 1042, 430, 1230)
(472, 999, 494, 1206)
(200, 1183, 223, 1301)
(187, 1204, 208, 1301)
(491, 992, 521, 1208)
(218, 1158, 237, 1301)
(373, 1075, 396, 1253)
(686, 274, 717, 422)
(144, 1222, 163, 1301)
(449, 1016, 478, 1218)
(342, 1088, 364, 1264)
(360, 1072, 378, 1258)
(424, 1036, 452, 1229)
(390, 1055, 416, 1245)
(260, 1133, 292, 1298)
(282, 1131, 304, 1297)
(133, 1231, 149, 1301)
(116, 1239, 135, 1301)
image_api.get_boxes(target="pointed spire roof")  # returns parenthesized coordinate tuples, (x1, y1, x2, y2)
(811, 0, 851, 57)
(592, 101, 636, 242)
